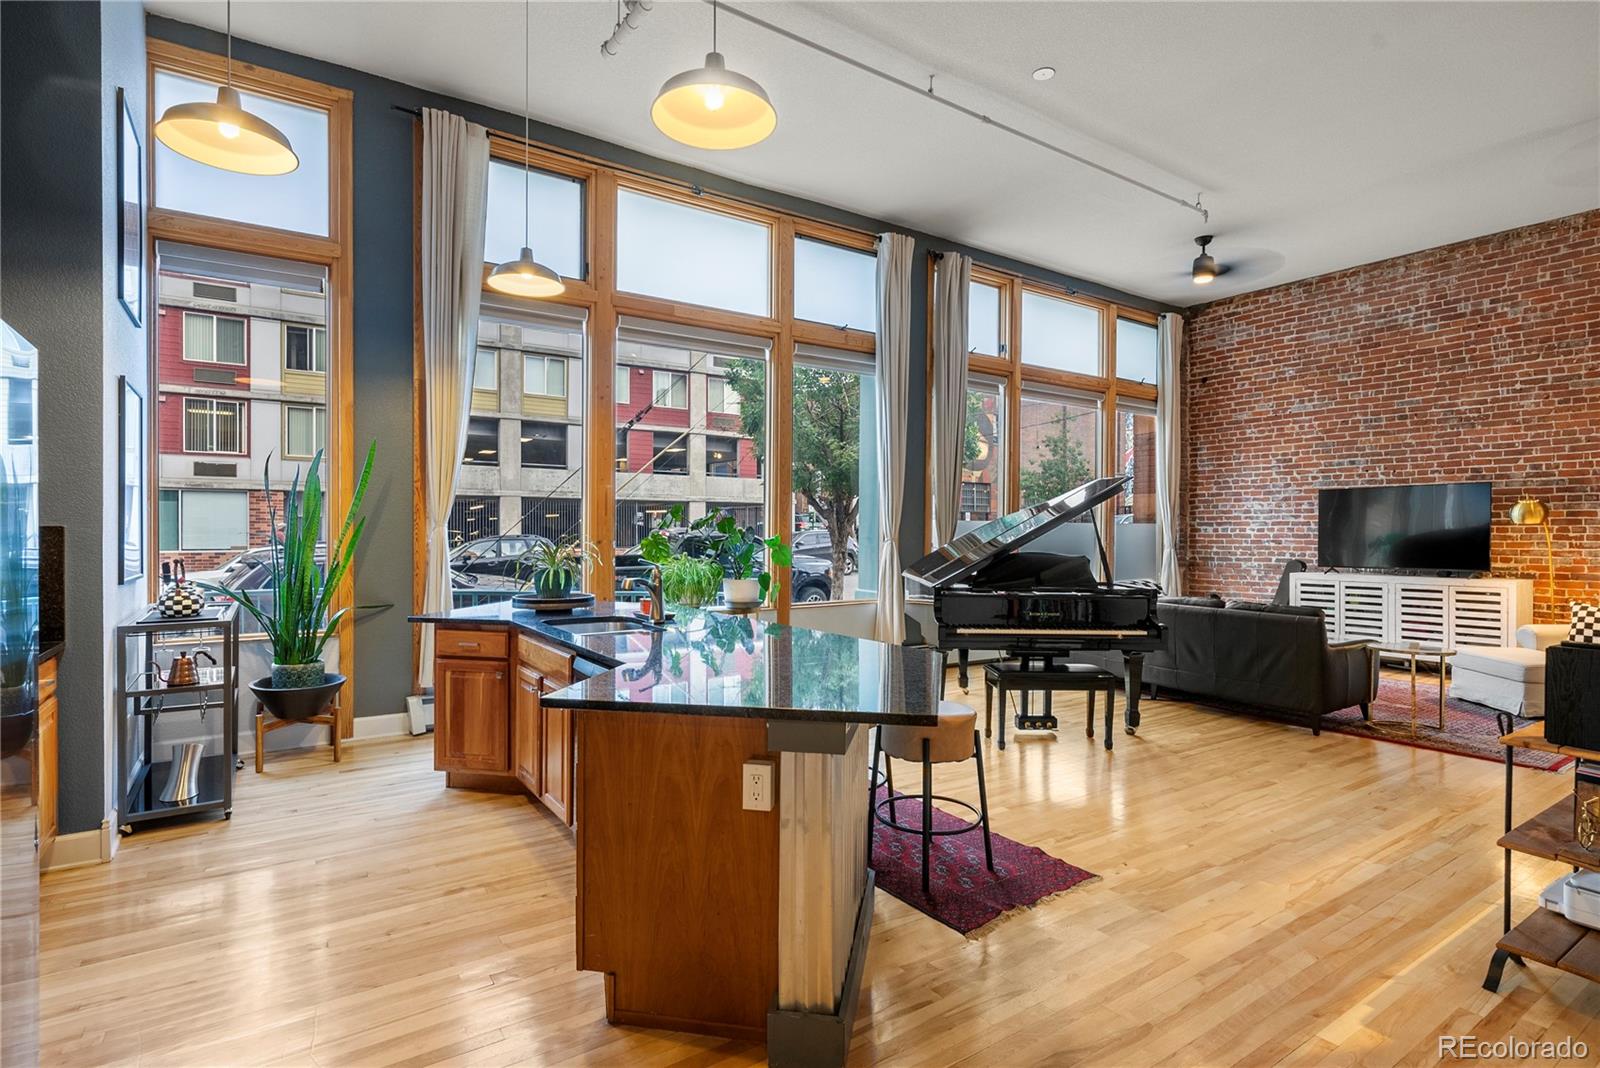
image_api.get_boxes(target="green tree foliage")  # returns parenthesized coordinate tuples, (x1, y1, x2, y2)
(1018, 415, 1092, 505)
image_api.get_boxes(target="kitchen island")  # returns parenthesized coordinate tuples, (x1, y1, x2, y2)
(410, 602, 943, 1067)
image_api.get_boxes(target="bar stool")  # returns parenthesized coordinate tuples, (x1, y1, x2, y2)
(870, 700, 994, 895)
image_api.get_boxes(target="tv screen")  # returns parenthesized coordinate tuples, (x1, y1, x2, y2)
(1317, 482, 1492, 571)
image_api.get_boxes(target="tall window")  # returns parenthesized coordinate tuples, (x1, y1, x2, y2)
(182, 398, 244, 454)
(284, 324, 327, 373)
(284, 404, 327, 459)
(789, 346, 877, 603)
(616, 190, 770, 317)
(1112, 404, 1158, 581)
(1019, 388, 1101, 564)
(1021, 291, 1100, 376)
(182, 312, 246, 364)
(960, 377, 1005, 526)
(794, 238, 876, 331)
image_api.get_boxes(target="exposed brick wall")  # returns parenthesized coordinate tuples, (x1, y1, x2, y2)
(1183, 210, 1600, 623)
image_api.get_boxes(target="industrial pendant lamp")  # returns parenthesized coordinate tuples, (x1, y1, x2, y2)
(651, 0, 777, 150)
(487, 0, 566, 299)
(153, 0, 299, 176)
(1191, 235, 1218, 285)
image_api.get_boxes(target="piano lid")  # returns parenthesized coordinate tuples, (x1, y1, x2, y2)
(903, 475, 1130, 590)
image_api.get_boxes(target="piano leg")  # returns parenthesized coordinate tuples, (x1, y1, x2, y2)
(1122, 653, 1144, 735)
(957, 648, 970, 692)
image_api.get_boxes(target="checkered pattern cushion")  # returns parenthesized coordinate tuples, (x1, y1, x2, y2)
(1571, 602, 1600, 644)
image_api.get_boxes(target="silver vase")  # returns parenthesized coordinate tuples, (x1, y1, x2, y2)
(159, 742, 205, 804)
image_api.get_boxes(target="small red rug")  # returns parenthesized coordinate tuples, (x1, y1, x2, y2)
(1321, 677, 1569, 771)
(869, 785, 1097, 936)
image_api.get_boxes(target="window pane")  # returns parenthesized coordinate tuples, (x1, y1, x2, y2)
(794, 238, 876, 330)
(448, 496, 500, 548)
(704, 435, 739, 477)
(789, 353, 877, 603)
(157, 246, 331, 571)
(650, 431, 689, 474)
(183, 313, 214, 361)
(520, 420, 567, 468)
(473, 349, 498, 392)
(616, 190, 769, 316)
(968, 282, 1002, 356)
(1019, 393, 1097, 505)
(178, 490, 248, 551)
(484, 160, 584, 280)
(1021, 292, 1100, 375)
(545, 356, 566, 397)
(1116, 317, 1159, 386)
(1112, 407, 1159, 582)
(960, 378, 1005, 528)
(652, 370, 687, 409)
(463, 416, 499, 466)
(153, 70, 331, 236)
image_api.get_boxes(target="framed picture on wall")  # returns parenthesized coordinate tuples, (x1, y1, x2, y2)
(116, 86, 143, 327)
(118, 376, 145, 584)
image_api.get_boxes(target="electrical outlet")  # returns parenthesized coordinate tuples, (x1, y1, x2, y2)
(742, 760, 774, 812)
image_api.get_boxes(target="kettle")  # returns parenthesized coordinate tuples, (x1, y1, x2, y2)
(156, 560, 205, 618)
(152, 649, 217, 688)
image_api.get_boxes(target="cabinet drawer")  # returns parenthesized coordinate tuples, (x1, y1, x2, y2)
(437, 627, 508, 659)
(518, 633, 574, 685)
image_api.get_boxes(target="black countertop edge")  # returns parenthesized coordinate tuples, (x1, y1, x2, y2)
(539, 694, 932, 726)
(38, 642, 65, 664)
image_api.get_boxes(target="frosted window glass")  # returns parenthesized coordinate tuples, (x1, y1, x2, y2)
(153, 71, 330, 236)
(1116, 318, 1159, 386)
(616, 190, 769, 316)
(1021, 292, 1100, 375)
(794, 238, 876, 330)
(968, 282, 1002, 356)
(485, 161, 584, 280)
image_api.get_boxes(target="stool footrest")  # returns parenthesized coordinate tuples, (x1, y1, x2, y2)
(873, 792, 983, 838)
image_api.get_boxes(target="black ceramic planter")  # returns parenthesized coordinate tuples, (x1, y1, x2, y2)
(248, 673, 347, 721)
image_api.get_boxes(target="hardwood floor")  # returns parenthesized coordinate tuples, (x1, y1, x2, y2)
(40, 683, 1600, 1067)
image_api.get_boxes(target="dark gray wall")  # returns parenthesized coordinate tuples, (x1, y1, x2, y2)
(144, 14, 1173, 723)
(3, 1, 149, 836)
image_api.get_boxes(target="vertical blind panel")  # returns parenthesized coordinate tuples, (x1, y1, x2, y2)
(216, 317, 246, 363)
(184, 314, 214, 361)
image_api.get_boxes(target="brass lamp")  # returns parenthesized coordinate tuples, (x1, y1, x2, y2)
(1508, 497, 1555, 594)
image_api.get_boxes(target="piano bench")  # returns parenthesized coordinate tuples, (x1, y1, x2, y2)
(983, 661, 1121, 751)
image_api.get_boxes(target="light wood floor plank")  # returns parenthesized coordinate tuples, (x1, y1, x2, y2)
(40, 680, 1591, 1067)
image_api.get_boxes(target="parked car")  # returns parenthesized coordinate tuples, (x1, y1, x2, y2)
(449, 534, 553, 581)
(188, 544, 327, 592)
(791, 529, 858, 574)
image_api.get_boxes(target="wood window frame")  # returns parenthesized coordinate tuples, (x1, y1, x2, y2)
(147, 38, 357, 736)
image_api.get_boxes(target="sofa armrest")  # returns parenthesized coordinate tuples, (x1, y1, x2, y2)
(1322, 641, 1378, 709)
(1517, 624, 1567, 652)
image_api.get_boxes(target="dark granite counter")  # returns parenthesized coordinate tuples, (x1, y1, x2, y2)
(409, 602, 942, 726)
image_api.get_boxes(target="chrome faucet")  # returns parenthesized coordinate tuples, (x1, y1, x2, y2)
(624, 564, 666, 624)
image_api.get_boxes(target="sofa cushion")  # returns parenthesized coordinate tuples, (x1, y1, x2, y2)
(1159, 595, 1223, 609)
(1224, 599, 1323, 620)
(1454, 646, 1546, 683)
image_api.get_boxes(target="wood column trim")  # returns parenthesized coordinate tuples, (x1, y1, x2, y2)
(585, 171, 620, 598)
(771, 217, 795, 624)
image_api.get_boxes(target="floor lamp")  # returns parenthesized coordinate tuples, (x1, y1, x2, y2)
(1509, 497, 1555, 596)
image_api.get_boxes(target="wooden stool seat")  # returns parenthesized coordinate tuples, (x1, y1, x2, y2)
(254, 702, 342, 773)
(983, 660, 1120, 751)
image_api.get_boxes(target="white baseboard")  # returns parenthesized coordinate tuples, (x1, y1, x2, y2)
(43, 817, 115, 872)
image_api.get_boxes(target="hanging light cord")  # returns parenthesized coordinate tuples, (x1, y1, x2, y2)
(522, 0, 531, 249)
(708, 0, 1207, 221)
(224, 0, 233, 85)
(712, 0, 718, 52)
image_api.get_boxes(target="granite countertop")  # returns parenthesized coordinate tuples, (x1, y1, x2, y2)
(409, 602, 943, 726)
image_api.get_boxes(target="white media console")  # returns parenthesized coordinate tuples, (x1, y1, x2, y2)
(1289, 572, 1533, 649)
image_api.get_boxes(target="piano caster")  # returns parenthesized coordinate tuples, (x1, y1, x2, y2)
(1125, 726, 1137, 736)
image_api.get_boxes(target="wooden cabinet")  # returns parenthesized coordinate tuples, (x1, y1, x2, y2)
(37, 656, 58, 857)
(513, 666, 542, 794)
(434, 657, 510, 773)
(539, 694, 573, 826)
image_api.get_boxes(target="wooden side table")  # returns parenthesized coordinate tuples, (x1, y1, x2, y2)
(254, 701, 342, 773)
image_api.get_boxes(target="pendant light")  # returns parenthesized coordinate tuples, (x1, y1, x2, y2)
(153, 0, 298, 176)
(1191, 235, 1218, 285)
(651, 0, 777, 150)
(486, 0, 566, 299)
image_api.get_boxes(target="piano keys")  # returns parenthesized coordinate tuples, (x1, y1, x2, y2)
(904, 475, 1165, 736)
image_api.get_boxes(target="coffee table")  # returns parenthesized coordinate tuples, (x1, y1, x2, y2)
(1369, 641, 1457, 737)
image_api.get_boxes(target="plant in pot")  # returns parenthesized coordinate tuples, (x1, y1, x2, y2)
(638, 508, 722, 609)
(197, 443, 375, 720)
(518, 538, 596, 598)
(709, 513, 792, 608)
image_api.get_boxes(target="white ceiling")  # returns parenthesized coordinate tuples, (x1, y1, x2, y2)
(144, 1, 1599, 307)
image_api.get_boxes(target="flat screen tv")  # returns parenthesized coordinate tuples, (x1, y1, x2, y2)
(1317, 482, 1492, 572)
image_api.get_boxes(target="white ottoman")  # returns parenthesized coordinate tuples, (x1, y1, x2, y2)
(1450, 647, 1546, 717)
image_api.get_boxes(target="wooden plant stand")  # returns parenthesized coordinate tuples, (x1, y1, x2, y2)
(1483, 716, 1600, 991)
(255, 702, 342, 773)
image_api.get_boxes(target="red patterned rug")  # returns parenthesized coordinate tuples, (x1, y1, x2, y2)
(869, 785, 1097, 936)
(1320, 677, 1569, 771)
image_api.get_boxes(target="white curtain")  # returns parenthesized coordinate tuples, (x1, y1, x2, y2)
(1155, 312, 1184, 596)
(874, 232, 914, 644)
(930, 252, 971, 546)
(418, 109, 489, 688)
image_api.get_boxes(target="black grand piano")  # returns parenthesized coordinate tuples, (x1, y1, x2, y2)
(904, 475, 1165, 736)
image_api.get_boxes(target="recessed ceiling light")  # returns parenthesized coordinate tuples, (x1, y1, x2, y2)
(1031, 66, 1055, 82)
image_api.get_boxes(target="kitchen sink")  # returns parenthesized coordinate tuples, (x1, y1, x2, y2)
(553, 616, 662, 635)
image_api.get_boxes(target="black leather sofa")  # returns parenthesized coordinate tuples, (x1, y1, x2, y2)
(1077, 594, 1378, 734)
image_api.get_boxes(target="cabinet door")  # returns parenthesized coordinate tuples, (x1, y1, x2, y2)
(539, 695, 574, 826)
(37, 694, 57, 848)
(434, 657, 510, 773)
(513, 667, 543, 794)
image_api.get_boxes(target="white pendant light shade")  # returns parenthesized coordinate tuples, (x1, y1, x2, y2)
(487, 246, 565, 298)
(652, 51, 777, 150)
(155, 84, 300, 176)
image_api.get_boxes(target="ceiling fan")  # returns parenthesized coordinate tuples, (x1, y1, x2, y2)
(1186, 235, 1284, 287)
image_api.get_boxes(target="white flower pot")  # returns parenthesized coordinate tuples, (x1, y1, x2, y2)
(723, 578, 761, 607)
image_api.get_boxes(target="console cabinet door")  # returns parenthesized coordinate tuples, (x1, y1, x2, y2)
(513, 667, 543, 794)
(539, 691, 574, 826)
(434, 657, 510, 773)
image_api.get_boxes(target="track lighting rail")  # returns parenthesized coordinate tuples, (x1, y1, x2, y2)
(601, 0, 654, 57)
